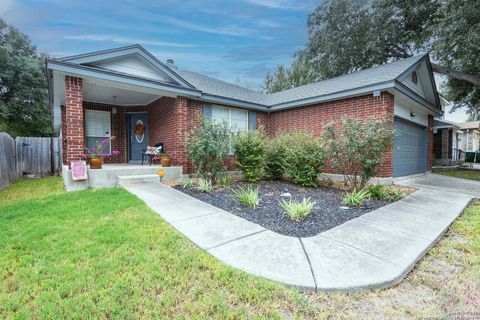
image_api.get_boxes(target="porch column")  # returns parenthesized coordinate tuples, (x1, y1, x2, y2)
(174, 96, 189, 172)
(64, 76, 84, 165)
(441, 128, 449, 161)
(427, 115, 434, 170)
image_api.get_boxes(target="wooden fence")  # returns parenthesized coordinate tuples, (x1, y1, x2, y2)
(0, 133, 61, 190)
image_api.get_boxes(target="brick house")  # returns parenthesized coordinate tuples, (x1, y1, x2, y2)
(46, 44, 442, 178)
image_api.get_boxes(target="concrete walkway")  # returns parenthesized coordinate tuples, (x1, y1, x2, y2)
(123, 176, 475, 291)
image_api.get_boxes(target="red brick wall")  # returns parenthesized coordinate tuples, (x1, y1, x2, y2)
(267, 93, 395, 177)
(61, 105, 67, 165)
(64, 76, 84, 165)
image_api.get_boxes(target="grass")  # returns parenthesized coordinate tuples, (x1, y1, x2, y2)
(434, 168, 480, 181)
(0, 178, 314, 319)
(1, 177, 479, 319)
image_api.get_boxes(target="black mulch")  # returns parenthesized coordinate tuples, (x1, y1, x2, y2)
(174, 181, 392, 237)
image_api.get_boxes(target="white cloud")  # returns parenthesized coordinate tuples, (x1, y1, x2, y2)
(63, 34, 195, 48)
(243, 0, 307, 10)
(157, 16, 253, 37)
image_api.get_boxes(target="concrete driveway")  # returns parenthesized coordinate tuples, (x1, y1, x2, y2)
(396, 172, 480, 198)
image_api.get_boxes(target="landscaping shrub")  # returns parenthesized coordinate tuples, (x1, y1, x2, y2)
(185, 116, 232, 183)
(218, 172, 233, 188)
(366, 184, 390, 200)
(323, 117, 395, 191)
(196, 178, 213, 192)
(283, 133, 325, 187)
(279, 197, 316, 221)
(264, 135, 289, 180)
(232, 185, 260, 208)
(343, 189, 370, 207)
(179, 176, 195, 188)
(233, 131, 265, 183)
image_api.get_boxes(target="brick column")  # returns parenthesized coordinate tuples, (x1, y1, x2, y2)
(65, 76, 84, 165)
(427, 115, 434, 171)
(173, 96, 189, 172)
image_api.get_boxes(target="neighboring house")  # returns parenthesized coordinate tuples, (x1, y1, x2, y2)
(456, 121, 480, 152)
(46, 44, 442, 178)
(433, 119, 461, 166)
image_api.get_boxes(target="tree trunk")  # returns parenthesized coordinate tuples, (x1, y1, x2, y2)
(431, 63, 480, 87)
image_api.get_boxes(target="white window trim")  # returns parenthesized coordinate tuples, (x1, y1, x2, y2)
(85, 109, 112, 154)
(211, 105, 249, 132)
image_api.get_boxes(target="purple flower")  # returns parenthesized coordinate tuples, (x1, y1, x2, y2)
(99, 138, 107, 146)
(112, 150, 120, 156)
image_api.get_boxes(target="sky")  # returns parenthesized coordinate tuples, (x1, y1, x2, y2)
(1, 0, 319, 91)
(0, 0, 470, 122)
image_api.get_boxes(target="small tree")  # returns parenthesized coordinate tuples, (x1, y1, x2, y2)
(283, 132, 325, 187)
(233, 131, 265, 183)
(185, 117, 232, 183)
(323, 117, 394, 190)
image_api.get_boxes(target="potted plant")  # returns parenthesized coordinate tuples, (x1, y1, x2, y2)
(160, 153, 172, 167)
(83, 138, 120, 169)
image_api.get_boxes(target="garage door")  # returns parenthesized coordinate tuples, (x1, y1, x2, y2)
(393, 118, 427, 177)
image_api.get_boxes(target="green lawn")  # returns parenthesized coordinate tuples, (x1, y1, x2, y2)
(0, 178, 479, 319)
(434, 168, 480, 181)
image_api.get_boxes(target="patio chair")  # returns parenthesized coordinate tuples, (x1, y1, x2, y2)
(142, 143, 165, 166)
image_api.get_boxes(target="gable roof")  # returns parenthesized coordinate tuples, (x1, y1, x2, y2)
(47, 44, 441, 114)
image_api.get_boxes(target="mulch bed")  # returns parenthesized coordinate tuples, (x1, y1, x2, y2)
(174, 180, 394, 237)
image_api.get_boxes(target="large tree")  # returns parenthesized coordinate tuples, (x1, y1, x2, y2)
(0, 19, 52, 136)
(264, 0, 480, 119)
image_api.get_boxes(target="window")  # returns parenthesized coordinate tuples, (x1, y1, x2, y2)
(411, 71, 418, 84)
(85, 110, 111, 153)
(211, 106, 249, 133)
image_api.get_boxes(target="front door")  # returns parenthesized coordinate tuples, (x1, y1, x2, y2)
(128, 113, 148, 161)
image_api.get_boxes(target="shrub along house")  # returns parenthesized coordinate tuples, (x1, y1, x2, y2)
(46, 44, 442, 180)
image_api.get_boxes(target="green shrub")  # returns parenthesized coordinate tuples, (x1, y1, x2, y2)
(233, 131, 265, 183)
(218, 173, 233, 188)
(387, 187, 405, 201)
(366, 184, 390, 199)
(185, 116, 232, 184)
(283, 133, 325, 187)
(279, 197, 316, 221)
(231, 185, 260, 208)
(179, 176, 195, 188)
(323, 117, 395, 191)
(264, 135, 289, 180)
(343, 189, 370, 207)
(196, 178, 213, 193)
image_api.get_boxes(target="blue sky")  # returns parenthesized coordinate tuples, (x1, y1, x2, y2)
(1, 0, 319, 91)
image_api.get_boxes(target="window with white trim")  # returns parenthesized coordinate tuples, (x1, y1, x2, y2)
(211, 106, 249, 133)
(85, 110, 111, 153)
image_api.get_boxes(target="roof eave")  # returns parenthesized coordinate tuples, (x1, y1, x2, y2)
(46, 59, 202, 98)
(268, 81, 396, 111)
(393, 80, 443, 116)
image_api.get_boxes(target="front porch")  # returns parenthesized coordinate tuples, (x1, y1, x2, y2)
(57, 75, 201, 172)
(62, 164, 183, 191)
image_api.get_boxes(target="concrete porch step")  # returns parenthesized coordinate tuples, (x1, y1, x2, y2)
(117, 174, 160, 185)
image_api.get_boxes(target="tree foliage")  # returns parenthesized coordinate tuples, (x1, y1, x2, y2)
(0, 19, 51, 136)
(264, 0, 480, 118)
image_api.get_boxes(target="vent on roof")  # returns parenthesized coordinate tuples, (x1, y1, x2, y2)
(166, 58, 178, 70)
(411, 71, 418, 84)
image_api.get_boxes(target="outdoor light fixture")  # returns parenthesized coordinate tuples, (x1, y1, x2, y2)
(112, 107, 117, 114)
(410, 112, 417, 118)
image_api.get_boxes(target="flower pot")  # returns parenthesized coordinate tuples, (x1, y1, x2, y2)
(160, 157, 172, 167)
(89, 157, 104, 169)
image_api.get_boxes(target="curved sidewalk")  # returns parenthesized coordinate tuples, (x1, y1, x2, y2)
(123, 178, 474, 291)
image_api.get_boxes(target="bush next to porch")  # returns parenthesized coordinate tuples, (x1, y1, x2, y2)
(323, 117, 395, 191)
(233, 131, 266, 183)
(185, 116, 232, 184)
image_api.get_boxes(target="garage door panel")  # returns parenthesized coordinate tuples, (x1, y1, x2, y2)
(393, 119, 427, 177)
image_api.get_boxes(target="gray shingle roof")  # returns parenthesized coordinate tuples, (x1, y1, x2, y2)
(174, 54, 426, 107)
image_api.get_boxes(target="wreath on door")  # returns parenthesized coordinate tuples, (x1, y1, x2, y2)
(134, 120, 145, 143)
